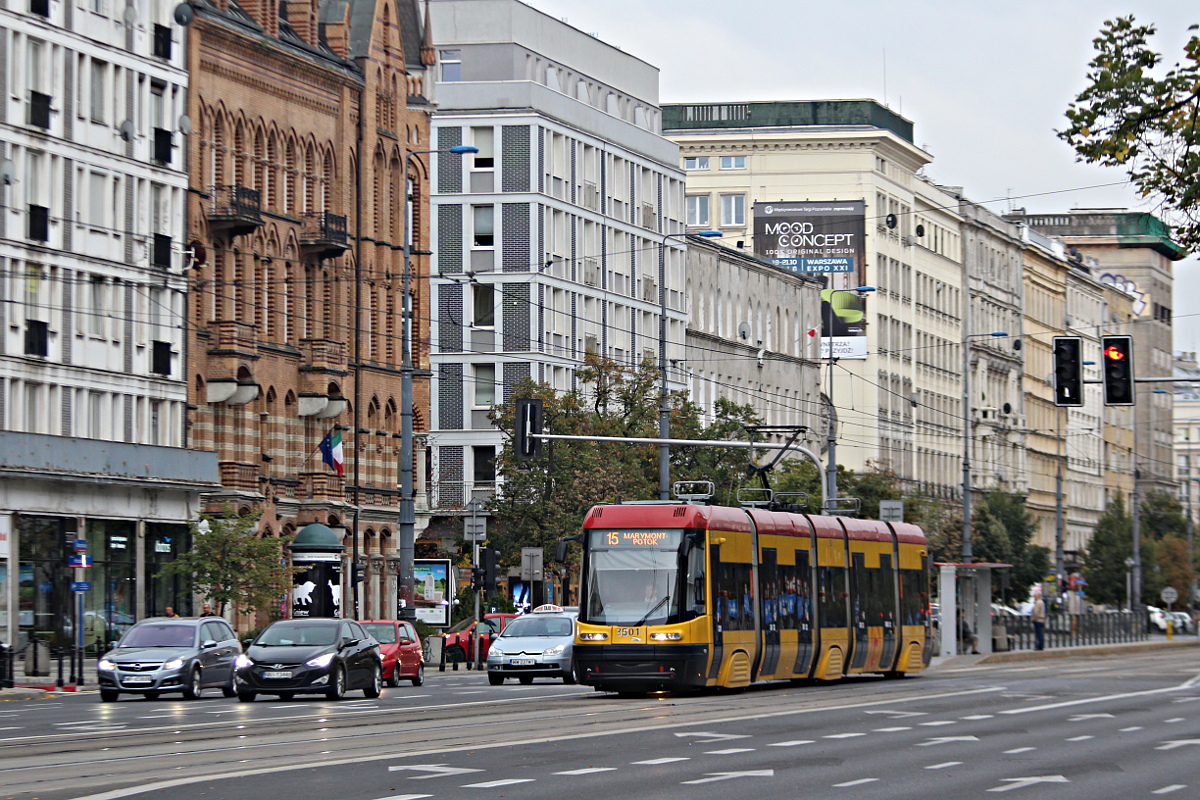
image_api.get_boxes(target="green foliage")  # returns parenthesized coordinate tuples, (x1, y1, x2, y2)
(157, 505, 298, 620)
(1059, 17, 1200, 249)
(968, 492, 1050, 603)
(1082, 496, 1133, 606)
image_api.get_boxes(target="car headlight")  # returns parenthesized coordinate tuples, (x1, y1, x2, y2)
(306, 652, 335, 668)
(97, 658, 115, 671)
(163, 658, 185, 670)
(542, 644, 565, 656)
(235, 654, 253, 669)
(487, 645, 503, 658)
(578, 632, 608, 641)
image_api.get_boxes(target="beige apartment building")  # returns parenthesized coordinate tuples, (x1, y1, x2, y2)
(663, 100, 1024, 507)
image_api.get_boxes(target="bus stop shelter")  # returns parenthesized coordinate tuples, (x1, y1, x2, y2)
(936, 562, 1011, 657)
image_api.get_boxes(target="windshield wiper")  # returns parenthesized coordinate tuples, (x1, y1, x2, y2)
(634, 596, 669, 627)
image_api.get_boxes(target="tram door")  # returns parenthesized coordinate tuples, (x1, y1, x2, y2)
(792, 549, 814, 676)
(759, 548, 780, 675)
(879, 553, 897, 670)
(850, 553, 869, 670)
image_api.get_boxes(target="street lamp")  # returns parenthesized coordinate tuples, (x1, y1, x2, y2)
(823, 286, 875, 508)
(1125, 556, 1136, 611)
(657, 230, 721, 500)
(398, 145, 477, 622)
(961, 330, 1008, 562)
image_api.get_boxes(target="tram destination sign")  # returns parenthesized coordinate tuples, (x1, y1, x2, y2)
(593, 530, 682, 548)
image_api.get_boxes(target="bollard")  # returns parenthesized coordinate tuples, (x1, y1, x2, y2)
(1167, 619, 1174, 641)
(56, 649, 64, 688)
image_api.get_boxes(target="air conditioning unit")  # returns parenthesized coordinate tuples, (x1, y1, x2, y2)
(641, 204, 656, 229)
(643, 278, 657, 302)
(583, 182, 600, 212)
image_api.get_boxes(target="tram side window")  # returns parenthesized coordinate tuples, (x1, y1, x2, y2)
(713, 556, 753, 632)
(878, 554, 896, 627)
(792, 550, 812, 630)
(900, 569, 926, 626)
(761, 548, 779, 628)
(818, 565, 847, 628)
(684, 539, 706, 619)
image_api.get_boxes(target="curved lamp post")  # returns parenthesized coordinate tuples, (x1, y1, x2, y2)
(657, 230, 721, 500)
(398, 145, 477, 621)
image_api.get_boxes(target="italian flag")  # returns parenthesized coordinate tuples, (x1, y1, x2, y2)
(320, 429, 344, 477)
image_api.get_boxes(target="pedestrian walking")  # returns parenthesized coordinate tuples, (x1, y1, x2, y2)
(199, 603, 216, 617)
(1031, 594, 1046, 650)
(163, 606, 178, 618)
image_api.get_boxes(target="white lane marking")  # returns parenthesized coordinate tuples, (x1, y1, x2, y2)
(918, 736, 978, 746)
(833, 778, 879, 787)
(705, 748, 755, 755)
(554, 768, 617, 775)
(864, 710, 926, 718)
(462, 779, 535, 788)
(873, 726, 911, 732)
(1156, 740, 1200, 750)
(769, 740, 814, 747)
(634, 757, 689, 765)
(919, 721, 956, 726)
(371, 796, 432, 800)
(1121, 726, 1144, 732)
(1004, 747, 1035, 754)
(823, 732, 865, 739)
(987, 775, 1069, 792)
(925, 762, 962, 770)
(1153, 786, 1188, 794)
(0, 727, 22, 731)
(682, 770, 774, 785)
(1066, 735, 1093, 741)
(961, 714, 993, 720)
(1165, 718, 1186, 723)
(387, 765, 483, 778)
(267, 705, 308, 710)
(1173, 697, 1200, 703)
(137, 715, 180, 719)
(1068, 713, 1113, 722)
(1001, 672, 1200, 716)
(675, 732, 751, 742)
(454, 691, 487, 696)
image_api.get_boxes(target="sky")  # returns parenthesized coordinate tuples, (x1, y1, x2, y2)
(519, 0, 1200, 352)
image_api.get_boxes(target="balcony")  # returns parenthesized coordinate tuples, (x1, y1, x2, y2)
(299, 211, 350, 261)
(208, 185, 263, 238)
(300, 338, 348, 374)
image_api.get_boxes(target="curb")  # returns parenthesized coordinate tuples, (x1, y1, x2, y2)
(933, 637, 1200, 668)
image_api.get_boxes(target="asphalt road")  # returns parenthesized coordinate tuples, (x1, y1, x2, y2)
(2, 649, 1199, 800)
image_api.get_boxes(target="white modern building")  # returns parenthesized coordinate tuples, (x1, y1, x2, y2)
(425, 0, 685, 526)
(0, 0, 215, 653)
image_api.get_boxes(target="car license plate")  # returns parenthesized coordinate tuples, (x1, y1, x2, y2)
(509, 659, 535, 666)
(123, 677, 153, 685)
(262, 670, 292, 679)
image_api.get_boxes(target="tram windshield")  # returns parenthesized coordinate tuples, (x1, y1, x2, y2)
(580, 529, 704, 626)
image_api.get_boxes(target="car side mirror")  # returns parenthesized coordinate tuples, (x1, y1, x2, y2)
(243, 638, 253, 649)
(342, 637, 359, 649)
(202, 639, 218, 650)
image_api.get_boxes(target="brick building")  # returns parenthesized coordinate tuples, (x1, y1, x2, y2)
(184, 0, 433, 622)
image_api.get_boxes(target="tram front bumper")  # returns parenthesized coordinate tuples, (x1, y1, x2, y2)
(574, 643, 708, 691)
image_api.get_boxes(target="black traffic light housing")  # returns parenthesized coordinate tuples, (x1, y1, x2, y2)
(469, 567, 483, 592)
(351, 563, 365, 586)
(480, 547, 499, 593)
(1101, 335, 1135, 406)
(514, 399, 544, 459)
(1052, 336, 1083, 407)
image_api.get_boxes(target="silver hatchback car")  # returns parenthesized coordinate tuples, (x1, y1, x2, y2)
(97, 617, 240, 702)
(486, 605, 577, 685)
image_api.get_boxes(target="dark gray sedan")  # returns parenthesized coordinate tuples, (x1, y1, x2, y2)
(97, 617, 241, 702)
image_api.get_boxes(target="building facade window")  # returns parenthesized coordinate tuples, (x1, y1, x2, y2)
(472, 363, 496, 406)
(472, 282, 495, 327)
(684, 156, 709, 170)
(471, 126, 494, 169)
(686, 195, 710, 227)
(472, 205, 494, 247)
(440, 50, 461, 82)
(720, 194, 745, 226)
(719, 155, 745, 170)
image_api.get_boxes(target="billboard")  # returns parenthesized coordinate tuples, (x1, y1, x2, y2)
(413, 558, 451, 627)
(753, 200, 866, 275)
(819, 285, 869, 359)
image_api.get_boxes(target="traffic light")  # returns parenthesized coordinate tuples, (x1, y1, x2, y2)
(1052, 336, 1083, 407)
(514, 399, 544, 459)
(469, 568, 483, 592)
(481, 547, 499, 593)
(350, 563, 365, 586)
(1101, 335, 1135, 406)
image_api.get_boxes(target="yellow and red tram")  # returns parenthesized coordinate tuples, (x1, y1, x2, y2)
(570, 500, 931, 693)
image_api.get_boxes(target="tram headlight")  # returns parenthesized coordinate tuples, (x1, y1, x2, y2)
(650, 632, 683, 641)
(578, 632, 608, 641)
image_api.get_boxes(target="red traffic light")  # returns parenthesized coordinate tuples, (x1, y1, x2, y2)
(1103, 345, 1126, 361)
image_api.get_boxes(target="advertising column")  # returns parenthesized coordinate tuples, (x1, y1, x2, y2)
(287, 523, 346, 619)
(753, 200, 869, 359)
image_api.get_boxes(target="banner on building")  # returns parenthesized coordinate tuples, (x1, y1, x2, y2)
(752, 200, 866, 274)
(414, 558, 451, 627)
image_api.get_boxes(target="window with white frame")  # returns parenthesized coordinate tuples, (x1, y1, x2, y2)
(472, 205, 494, 247)
(88, 275, 106, 336)
(472, 363, 497, 406)
(472, 282, 495, 328)
(440, 50, 461, 82)
(720, 194, 745, 226)
(90, 60, 106, 123)
(686, 195, 710, 227)
(719, 155, 745, 170)
(89, 172, 106, 228)
(683, 156, 709, 170)
(89, 391, 103, 438)
(471, 126, 494, 169)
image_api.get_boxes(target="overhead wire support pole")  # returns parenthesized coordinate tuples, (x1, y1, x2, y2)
(824, 286, 875, 513)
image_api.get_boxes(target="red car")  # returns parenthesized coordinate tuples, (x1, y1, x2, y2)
(442, 613, 519, 664)
(361, 620, 424, 687)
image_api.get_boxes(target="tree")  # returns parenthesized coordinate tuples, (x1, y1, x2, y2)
(1082, 497, 1133, 607)
(1059, 17, 1200, 249)
(968, 492, 1050, 604)
(158, 506, 297, 619)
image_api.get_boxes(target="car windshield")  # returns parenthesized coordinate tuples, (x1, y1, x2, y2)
(361, 623, 397, 644)
(500, 616, 574, 638)
(120, 624, 195, 648)
(256, 622, 339, 646)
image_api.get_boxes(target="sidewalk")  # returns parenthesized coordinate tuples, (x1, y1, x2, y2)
(931, 633, 1200, 669)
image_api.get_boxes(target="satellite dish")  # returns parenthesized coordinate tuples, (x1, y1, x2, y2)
(123, 2, 137, 23)
(885, 213, 897, 229)
(915, 223, 925, 237)
(0, 159, 14, 185)
(173, 2, 194, 25)
(120, 119, 136, 141)
(738, 322, 751, 341)
(178, 114, 192, 135)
